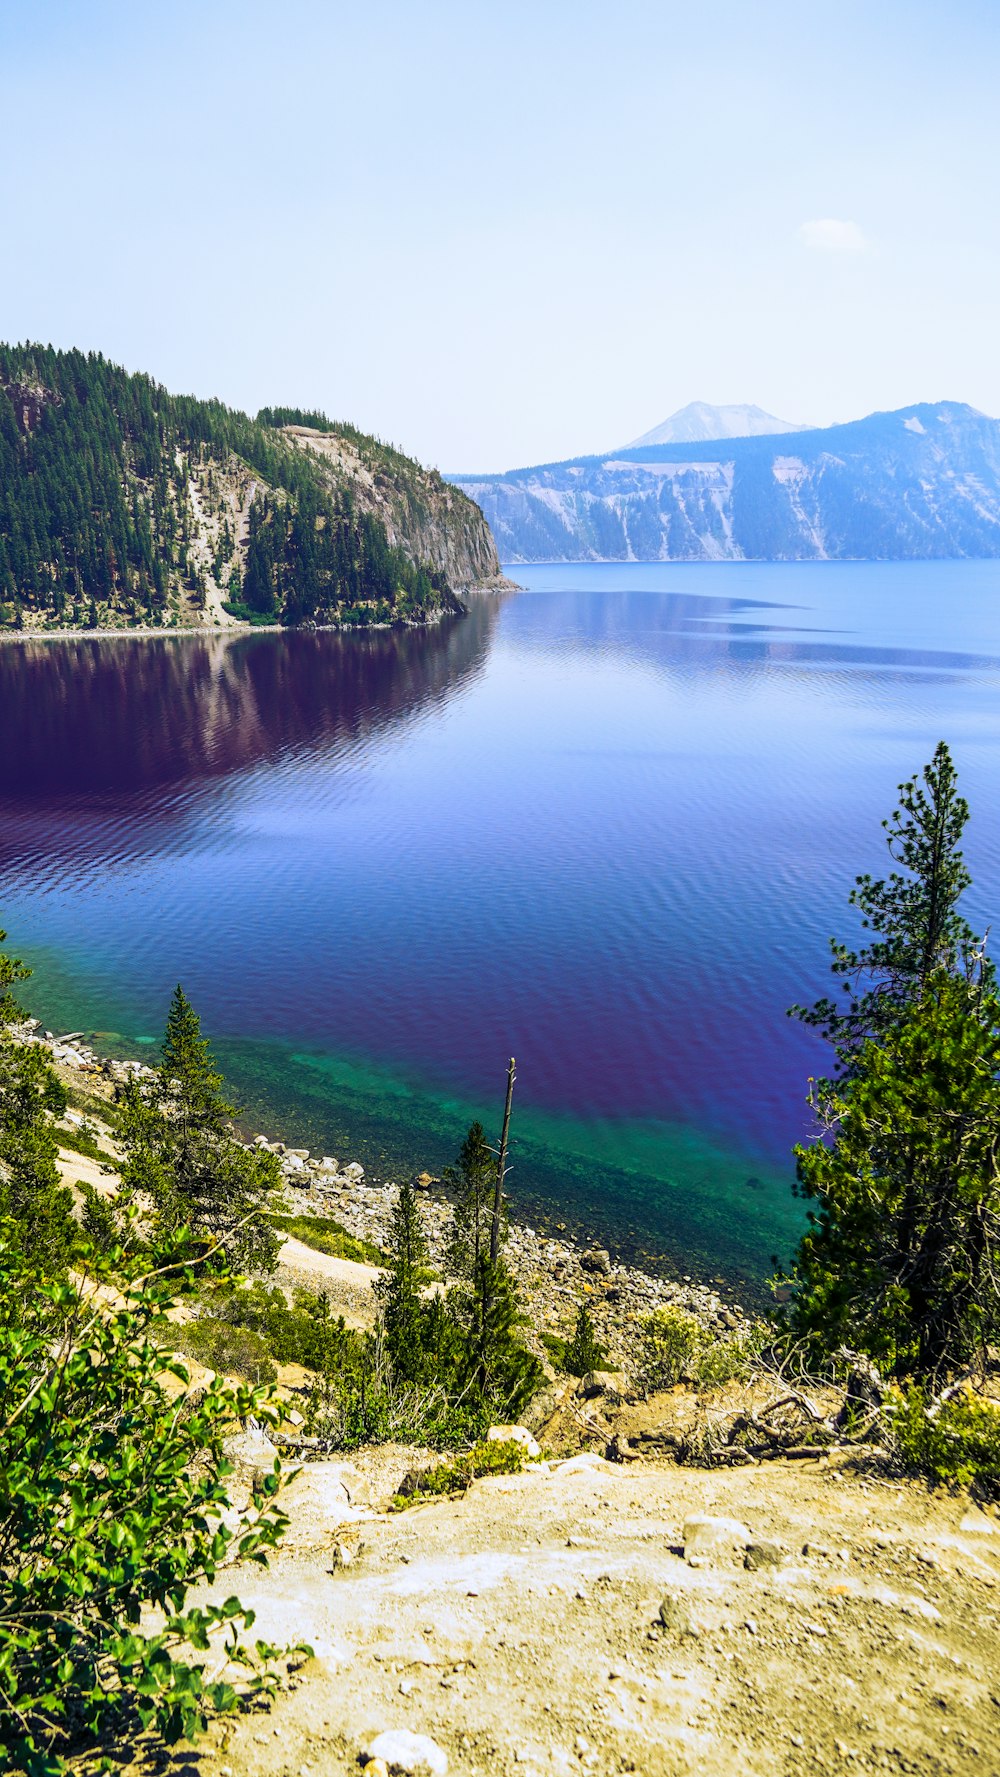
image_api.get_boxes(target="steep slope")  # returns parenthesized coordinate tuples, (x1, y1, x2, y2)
(452, 402, 1000, 563)
(273, 417, 501, 589)
(626, 401, 804, 447)
(0, 347, 499, 632)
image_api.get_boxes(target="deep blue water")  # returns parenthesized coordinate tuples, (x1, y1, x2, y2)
(4, 560, 1000, 1287)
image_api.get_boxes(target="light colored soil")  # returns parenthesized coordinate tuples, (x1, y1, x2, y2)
(276, 1237, 383, 1331)
(162, 1450, 999, 1777)
(55, 1146, 117, 1194)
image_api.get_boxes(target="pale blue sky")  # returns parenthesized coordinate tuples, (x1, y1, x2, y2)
(3, 1, 999, 469)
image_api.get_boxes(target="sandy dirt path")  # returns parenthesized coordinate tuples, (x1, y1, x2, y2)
(166, 1451, 998, 1777)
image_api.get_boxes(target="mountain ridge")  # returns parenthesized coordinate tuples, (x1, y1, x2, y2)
(449, 401, 1000, 562)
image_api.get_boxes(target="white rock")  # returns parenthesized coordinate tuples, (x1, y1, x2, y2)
(361, 1729, 448, 1775)
(344, 1161, 365, 1181)
(486, 1424, 541, 1460)
(222, 1425, 279, 1470)
(683, 1514, 753, 1563)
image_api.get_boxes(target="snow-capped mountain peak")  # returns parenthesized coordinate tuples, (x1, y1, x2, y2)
(625, 402, 805, 448)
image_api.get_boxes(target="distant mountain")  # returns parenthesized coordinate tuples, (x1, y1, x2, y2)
(0, 346, 499, 633)
(449, 403, 1000, 563)
(625, 402, 804, 448)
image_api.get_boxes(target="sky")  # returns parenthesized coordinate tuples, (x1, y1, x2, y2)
(2, 0, 999, 471)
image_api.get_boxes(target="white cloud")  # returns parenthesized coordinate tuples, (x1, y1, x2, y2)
(799, 218, 867, 254)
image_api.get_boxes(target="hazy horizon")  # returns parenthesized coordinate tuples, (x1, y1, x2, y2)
(4, 2, 1000, 473)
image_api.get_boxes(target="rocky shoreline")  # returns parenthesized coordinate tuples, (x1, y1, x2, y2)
(20, 1021, 756, 1369)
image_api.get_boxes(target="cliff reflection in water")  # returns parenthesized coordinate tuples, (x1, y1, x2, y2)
(0, 599, 501, 801)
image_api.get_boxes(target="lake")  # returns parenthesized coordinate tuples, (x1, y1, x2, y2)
(4, 560, 1000, 1289)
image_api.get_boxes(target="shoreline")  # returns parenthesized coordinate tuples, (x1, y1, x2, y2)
(0, 577, 517, 646)
(22, 1020, 757, 1361)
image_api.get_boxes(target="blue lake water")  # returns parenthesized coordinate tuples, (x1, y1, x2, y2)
(4, 560, 1000, 1289)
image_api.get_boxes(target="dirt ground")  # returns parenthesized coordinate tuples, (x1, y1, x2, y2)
(165, 1448, 999, 1777)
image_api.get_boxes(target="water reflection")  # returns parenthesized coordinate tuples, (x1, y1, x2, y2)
(0, 596, 503, 799)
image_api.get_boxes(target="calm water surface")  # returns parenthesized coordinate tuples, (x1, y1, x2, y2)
(5, 561, 1000, 1286)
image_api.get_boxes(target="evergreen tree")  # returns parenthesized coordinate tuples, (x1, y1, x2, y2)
(793, 742, 991, 1073)
(790, 972, 1000, 1379)
(444, 1108, 542, 1414)
(376, 1176, 433, 1385)
(118, 985, 281, 1272)
(446, 1120, 495, 1278)
(786, 746, 1000, 1379)
(564, 1303, 605, 1377)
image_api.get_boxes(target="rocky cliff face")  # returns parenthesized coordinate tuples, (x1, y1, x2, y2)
(284, 426, 501, 588)
(452, 403, 1000, 562)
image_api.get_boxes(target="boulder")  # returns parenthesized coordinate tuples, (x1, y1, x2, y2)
(744, 1539, 789, 1571)
(519, 1379, 573, 1436)
(577, 1370, 621, 1402)
(359, 1729, 448, 1775)
(658, 1593, 700, 1635)
(683, 1514, 753, 1564)
(344, 1161, 365, 1182)
(581, 1248, 612, 1276)
(222, 1425, 279, 1471)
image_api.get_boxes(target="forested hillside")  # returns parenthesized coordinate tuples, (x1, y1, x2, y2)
(0, 345, 498, 631)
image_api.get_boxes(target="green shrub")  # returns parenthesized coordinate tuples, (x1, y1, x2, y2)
(0, 1231, 295, 1775)
(206, 1278, 362, 1374)
(391, 1436, 526, 1508)
(696, 1322, 766, 1385)
(636, 1306, 705, 1389)
(886, 1386, 1000, 1491)
(636, 1305, 761, 1392)
(174, 1316, 278, 1385)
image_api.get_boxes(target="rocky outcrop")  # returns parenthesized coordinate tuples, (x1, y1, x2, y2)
(283, 426, 501, 589)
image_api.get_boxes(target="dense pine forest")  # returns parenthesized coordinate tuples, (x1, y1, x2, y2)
(0, 344, 468, 631)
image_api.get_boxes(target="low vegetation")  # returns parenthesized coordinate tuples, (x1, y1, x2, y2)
(390, 1437, 527, 1509)
(0, 1228, 293, 1776)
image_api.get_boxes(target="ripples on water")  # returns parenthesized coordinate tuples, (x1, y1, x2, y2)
(4, 561, 1000, 1284)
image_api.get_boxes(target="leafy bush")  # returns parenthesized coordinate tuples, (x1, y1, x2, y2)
(391, 1436, 526, 1508)
(269, 1211, 385, 1268)
(0, 1233, 294, 1776)
(305, 1364, 490, 1453)
(636, 1306, 705, 1389)
(886, 1386, 1000, 1491)
(696, 1322, 766, 1385)
(204, 1278, 361, 1375)
(636, 1305, 760, 1392)
(173, 1316, 278, 1385)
